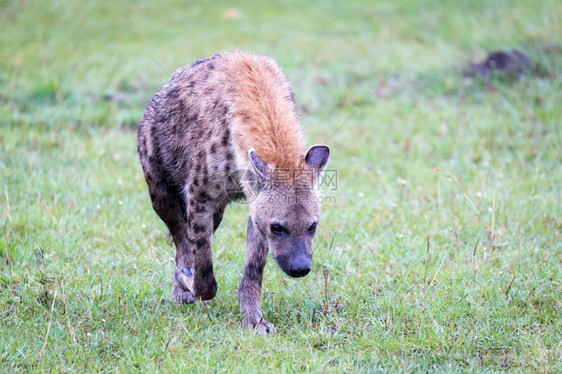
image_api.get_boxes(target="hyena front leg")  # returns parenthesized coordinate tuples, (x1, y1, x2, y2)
(238, 217, 274, 334)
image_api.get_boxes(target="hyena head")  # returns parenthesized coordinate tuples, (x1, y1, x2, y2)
(247, 146, 330, 278)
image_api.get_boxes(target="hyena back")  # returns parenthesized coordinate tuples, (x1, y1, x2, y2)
(137, 51, 330, 333)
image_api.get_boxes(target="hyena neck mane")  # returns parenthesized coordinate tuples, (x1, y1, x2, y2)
(227, 51, 307, 170)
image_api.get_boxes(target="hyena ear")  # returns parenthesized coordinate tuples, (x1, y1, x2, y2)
(249, 150, 268, 180)
(305, 145, 330, 173)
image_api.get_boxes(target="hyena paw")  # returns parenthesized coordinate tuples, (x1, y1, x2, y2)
(172, 268, 196, 304)
(171, 285, 196, 304)
(175, 268, 194, 292)
(242, 314, 276, 335)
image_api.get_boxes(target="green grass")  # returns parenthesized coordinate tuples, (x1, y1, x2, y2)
(1, 0, 561, 372)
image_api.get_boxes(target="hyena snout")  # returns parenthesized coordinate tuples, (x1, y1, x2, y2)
(288, 254, 311, 278)
(276, 249, 312, 278)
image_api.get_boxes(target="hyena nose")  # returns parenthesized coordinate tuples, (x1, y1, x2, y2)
(289, 258, 311, 278)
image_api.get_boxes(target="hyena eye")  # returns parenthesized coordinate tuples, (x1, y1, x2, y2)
(270, 224, 286, 235)
(308, 223, 317, 234)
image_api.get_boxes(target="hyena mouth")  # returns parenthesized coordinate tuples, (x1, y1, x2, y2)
(288, 265, 310, 278)
(275, 255, 311, 278)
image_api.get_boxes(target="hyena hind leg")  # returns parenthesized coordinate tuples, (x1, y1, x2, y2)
(186, 199, 218, 301)
(142, 167, 196, 304)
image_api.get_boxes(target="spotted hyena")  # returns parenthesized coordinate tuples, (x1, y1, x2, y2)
(137, 51, 330, 333)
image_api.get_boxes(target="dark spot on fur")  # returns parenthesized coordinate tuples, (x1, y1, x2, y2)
(192, 57, 210, 67)
(245, 262, 264, 282)
(192, 223, 205, 234)
(198, 263, 214, 280)
(186, 113, 199, 125)
(222, 129, 230, 146)
(189, 185, 195, 193)
(226, 152, 233, 160)
(198, 191, 211, 201)
(195, 205, 206, 213)
(210, 143, 217, 154)
(193, 178, 199, 186)
(208, 63, 215, 70)
(176, 100, 185, 113)
(141, 136, 148, 153)
(195, 237, 207, 249)
(225, 165, 230, 173)
(196, 164, 202, 172)
(202, 177, 209, 185)
(167, 87, 180, 99)
(158, 111, 173, 124)
(214, 184, 221, 190)
(198, 150, 206, 159)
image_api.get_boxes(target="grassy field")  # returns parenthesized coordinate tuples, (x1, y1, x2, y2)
(1, 0, 561, 372)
